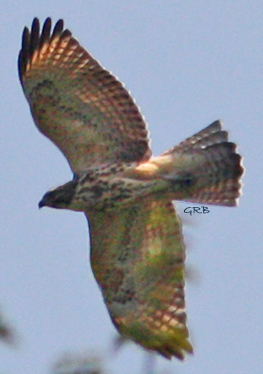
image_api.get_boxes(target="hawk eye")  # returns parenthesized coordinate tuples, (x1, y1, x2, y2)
(182, 173, 195, 187)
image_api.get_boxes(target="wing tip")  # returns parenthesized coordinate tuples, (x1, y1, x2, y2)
(51, 18, 64, 39)
(18, 17, 68, 85)
(157, 339, 193, 361)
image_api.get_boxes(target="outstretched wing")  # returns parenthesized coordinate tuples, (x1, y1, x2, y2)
(18, 18, 152, 175)
(87, 198, 193, 360)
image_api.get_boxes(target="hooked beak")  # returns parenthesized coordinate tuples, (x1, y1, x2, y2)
(38, 198, 46, 209)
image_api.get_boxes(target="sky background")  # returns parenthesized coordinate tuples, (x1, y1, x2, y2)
(1, 1, 262, 373)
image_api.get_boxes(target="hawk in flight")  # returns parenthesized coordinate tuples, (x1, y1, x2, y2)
(18, 18, 244, 360)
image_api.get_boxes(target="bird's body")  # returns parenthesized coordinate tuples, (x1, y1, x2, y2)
(19, 18, 244, 360)
(45, 161, 166, 212)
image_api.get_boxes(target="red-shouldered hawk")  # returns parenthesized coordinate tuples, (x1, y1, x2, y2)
(18, 18, 244, 360)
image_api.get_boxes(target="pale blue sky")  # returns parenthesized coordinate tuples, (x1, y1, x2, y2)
(1, 1, 262, 373)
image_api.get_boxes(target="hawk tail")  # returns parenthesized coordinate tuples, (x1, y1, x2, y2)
(156, 120, 244, 206)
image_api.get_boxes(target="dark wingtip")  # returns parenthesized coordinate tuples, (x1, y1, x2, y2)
(39, 17, 52, 49)
(29, 18, 40, 60)
(52, 19, 64, 39)
(18, 18, 66, 86)
(18, 26, 30, 85)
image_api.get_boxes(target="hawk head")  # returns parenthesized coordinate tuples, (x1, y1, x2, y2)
(39, 179, 79, 210)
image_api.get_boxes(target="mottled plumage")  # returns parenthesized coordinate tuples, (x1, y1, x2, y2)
(19, 18, 244, 360)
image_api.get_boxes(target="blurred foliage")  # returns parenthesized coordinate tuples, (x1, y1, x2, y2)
(53, 353, 104, 374)
(0, 306, 170, 374)
(0, 308, 15, 345)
